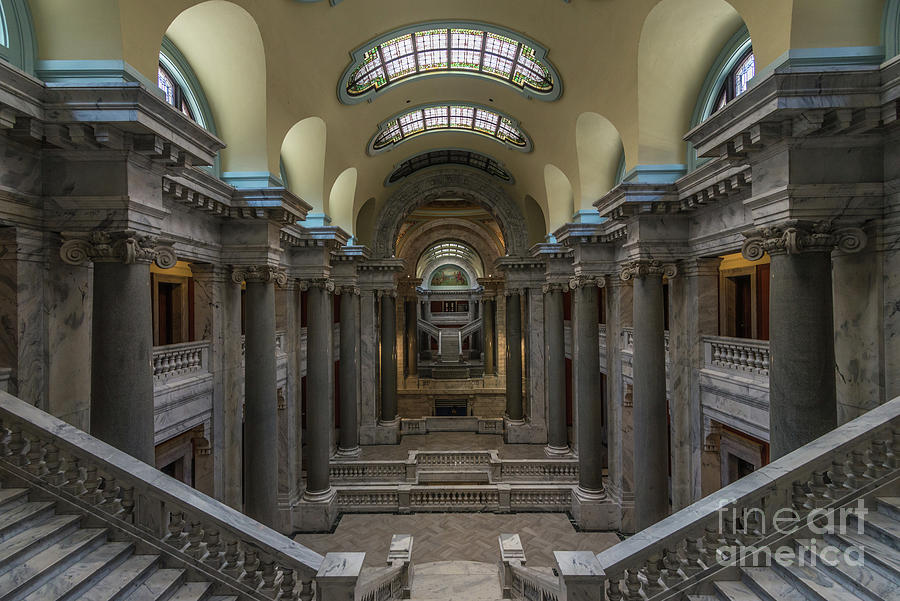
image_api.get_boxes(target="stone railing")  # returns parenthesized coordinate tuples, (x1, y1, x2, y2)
(316, 534, 412, 601)
(152, 340, 209, 380)
(499, 533, 604, 601)
(336, 484, 572, 513)
(275, 330, 287, 353)
(622, 327, 669, 355)
(703, 335, 770, 376)
(599, 324, 607, 349)
(596, 396, 900, 601)
(501, 459, 579, 482)
(330, 461, 406, 482)
(0, 390, 325, 600)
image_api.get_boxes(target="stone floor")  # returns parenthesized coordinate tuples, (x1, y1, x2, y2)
(293, 512, 620, 568)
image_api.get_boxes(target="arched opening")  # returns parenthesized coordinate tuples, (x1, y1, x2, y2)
(575, 112, 625, 215)
(543, 163, 574, 238)
(328, 167, 358, 238)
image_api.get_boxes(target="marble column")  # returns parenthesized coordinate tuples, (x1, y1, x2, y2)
(234, 264, 285, 527)
(544, 283, 569, 456)
(338, 287, 360, 456)
(305, 280, 335, 497)
(484, 299, 495, 375)
(405, 299, 417, 377)
(505, 290, 523, 421)
(380, 291, 398, 423)
(622, 260, 675, 531)
(60, 231, 177, 466)
(191, 264, 243, 509)
(605, 277, 633, 532)
(742, 221, 866, 459)
(571, 276, 605, 494)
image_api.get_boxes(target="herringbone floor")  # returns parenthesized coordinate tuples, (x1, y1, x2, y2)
(294, 512, 620, 567)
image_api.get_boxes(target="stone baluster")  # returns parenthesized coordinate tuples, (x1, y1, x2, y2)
(204, 528, 222, 568)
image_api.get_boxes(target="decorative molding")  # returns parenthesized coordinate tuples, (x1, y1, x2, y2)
(231, 265, 288, 286)
(568, 274, 607, 289)
(619, 259, 678, 281)
(300, 278, 336, 293)
(60, 230, 176, 267)
(541, 282, 566, 294)
(334, 285, 360, 296)
(741, 220, 867, 260)
(377, 289, 398, 299)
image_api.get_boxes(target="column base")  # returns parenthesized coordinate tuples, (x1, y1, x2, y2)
(374, 418, 401, 444)
(504, 417, 546, 444)
(544, 444, 572, 457)
(571, 486, 618, 531)
(293, 487, 338, 532)
(335, 446, 361, 458)
(605, 483, 635, 534)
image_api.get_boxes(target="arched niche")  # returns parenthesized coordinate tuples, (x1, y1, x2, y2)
(281, 117, 327, 216)
(543, 163, 574, 236)
(523, 195, 548, 246)
(575, 112, 624, 211)
(165, 1, 268, 175)
(638, 0, 745, 166)
(373, 168, 529, 258)
(328, 167, 358, 236)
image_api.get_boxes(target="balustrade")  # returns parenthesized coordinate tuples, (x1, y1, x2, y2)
(152, 340, 209, 380)
(597, 396, 900, 601)
(704, 335, 770, 376)
(622, 327, 669, 355)
(0, 390, 324, 600)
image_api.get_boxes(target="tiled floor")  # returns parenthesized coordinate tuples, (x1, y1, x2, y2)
(293, 512, 620, 568)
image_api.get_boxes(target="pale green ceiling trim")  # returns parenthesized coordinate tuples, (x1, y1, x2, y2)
(0, 0, 37, 74)
(338, 20, 562, 105)
(885, 0, 900, 59)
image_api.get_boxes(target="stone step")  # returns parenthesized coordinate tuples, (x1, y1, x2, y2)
(826, 530, 900, 578)
(874, 497, 900, 523)
(0, 527, 108, 601)
(796, 539, 895, 601)
(0, 514, 82, 577)
(77, 554, 160, 601)
(167, 581, 213, 601)
(849, 511, 899, 551)
(773, 560, 866, 601)
(0, 500, 57, 540)
(121, 568, 186, 601)
(713, 579, 765, 601)
(741, 567, 808, 601)
(0, 487, 29, 511)
(22, 541, 133, 601)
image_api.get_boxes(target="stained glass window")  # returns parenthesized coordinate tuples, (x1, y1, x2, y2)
(344, 23, 557, 102)
(387, 150, 513, 184)
(711, 48, 755, 115)
(370, 104, 529, 152)
(157, 60, 195, 121)
(0, 1, 8, 48)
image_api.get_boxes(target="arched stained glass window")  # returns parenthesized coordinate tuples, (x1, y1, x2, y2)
(387, 149, 513, 185)
(369, 103, 532, 154)
(157, 37, 216, 133)
(712, 48, 755, 113)
(157, 63, 195, 120)
(339, 21, 562, 104)
(0, 0, 36, 74)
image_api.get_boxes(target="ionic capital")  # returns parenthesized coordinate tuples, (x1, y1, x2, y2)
(741, 220, 867, 260)
(568, 274, 608, 290)
(231, 265, 288, 286)
(60, 230, 177, 268)
(619, 259, 677, 282)
(376, 289, 397, 299)
(504, 287, 523, 297)
(334, 285, 360, 296)
(541, 282, 567, 294)
(300, 278, 336, 293)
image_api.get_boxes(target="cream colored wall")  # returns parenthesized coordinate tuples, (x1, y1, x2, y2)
(328, 167, 358, 235)
(576, 113, 624, 209)
(31, 0, 124, 60)
(281, 117, 327, 213)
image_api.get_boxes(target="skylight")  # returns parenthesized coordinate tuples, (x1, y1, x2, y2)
(369, 103, 531, 154)
(340, 22, 561, 104)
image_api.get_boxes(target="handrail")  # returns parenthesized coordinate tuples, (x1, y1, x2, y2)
(509, 562, 562, 601)
(597, 396, 900, 601)
(355, 564, 405, 601)
(703, 335, 769, 375)
(0, 390, 325, 598)
(152, 340, 209, 380)
(460, 317, 483, 338)
(417, 319, 440, 338)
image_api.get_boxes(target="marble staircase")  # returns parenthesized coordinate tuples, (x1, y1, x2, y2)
(439, 330, 461, 363)
(692, 496, 900, 601)
(0, 480, 236, 601)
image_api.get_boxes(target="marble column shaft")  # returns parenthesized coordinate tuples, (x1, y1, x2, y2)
(505, 291, 523, 420)
(544, 286, 567, 452)
(338, 290, 360, 453)
(629, 266, 670, 531)
(306, 284, 334, 494)
(484, 299, 495, 375)
(92, 261, 155, 464)
(243, 276, 278, 526)
(380, 292, 398, 422)
(405, 300, 417, 376)
(573, 282, 603, 492)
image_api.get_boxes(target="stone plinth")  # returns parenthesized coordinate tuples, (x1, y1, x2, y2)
(293, 488, 339, 532)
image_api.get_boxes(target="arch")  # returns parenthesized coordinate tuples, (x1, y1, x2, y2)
(281, 117, 328, 217)
(328, 167, 358, 236)
(354, 197, 378, 248)
(885, 0, 900, 59)
(544, 164, 574, 236)
(523, 195, 548, 246)
(638, 0, 745, 165)
(398, 219, 503, 281)
(421, 261, 480, 291)
(165, 1, 268, 175)
(386, 149, 514, 186)
(337, 21, 562, 104)
(159, 37, 217, 135)
(0, 0, 36, 73)
(373, 168, 529, 258)
(575, 112, 625, 211)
